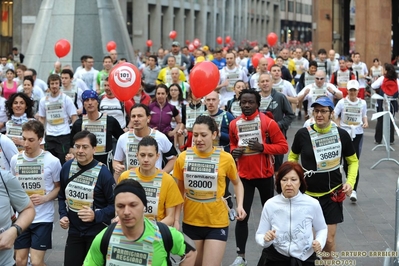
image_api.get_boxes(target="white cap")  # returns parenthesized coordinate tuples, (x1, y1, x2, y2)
(347, 80, 360, 90)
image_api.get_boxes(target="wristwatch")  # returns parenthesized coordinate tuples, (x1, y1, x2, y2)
(11, 224, 22, 236)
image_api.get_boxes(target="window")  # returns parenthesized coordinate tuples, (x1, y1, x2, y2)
(280, 0, 286, 11)
(296, 3, 302, 14)
(288, 0, 294, 12)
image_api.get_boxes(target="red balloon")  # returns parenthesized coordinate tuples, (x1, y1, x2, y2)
(252, 53, 264, 69)
(169, 30, 177, 39)
(216, 36, 223, 45)
(146, 40, 153, 47)
(106, 41, 117, 52)
(267, 32, 278, 46)
(188, 44, 195, 52)
(54, 39, 71, 58)
(190, 62, 220, 98)
(193, 39, 200, 48)
(225, 36, 231, 44)
(185, 39, 190, 45)
(108, 63, 141, 101)
(267, 57, 275, 71)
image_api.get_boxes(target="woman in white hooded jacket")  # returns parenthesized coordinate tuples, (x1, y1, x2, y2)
(255, 161, 327, 266)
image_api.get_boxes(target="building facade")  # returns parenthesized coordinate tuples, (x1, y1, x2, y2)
(125, 0, 281, 52)
(1, 0, 282, 57)
(312, 0, 395, 67)
(280, 0, 313, 44)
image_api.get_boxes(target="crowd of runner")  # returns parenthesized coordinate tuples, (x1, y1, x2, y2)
(0, 41, 397, 266)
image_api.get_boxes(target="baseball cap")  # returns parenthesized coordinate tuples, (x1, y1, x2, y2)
(82, 90, 98, 101)
(347, 80, 360, 90)
(172, 41, 180, 47)
(311, 96, 335, 109)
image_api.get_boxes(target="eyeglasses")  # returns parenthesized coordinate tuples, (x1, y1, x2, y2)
(315, 77, 325, 81)
(313, 109, 330, 114)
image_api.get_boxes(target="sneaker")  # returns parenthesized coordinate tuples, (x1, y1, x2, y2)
(230, 256, 247, 266)
(350, 191, 357, 203)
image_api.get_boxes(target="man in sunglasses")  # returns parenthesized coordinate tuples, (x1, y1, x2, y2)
(297, 70, 343, 117)
(288, 96, 359, 259)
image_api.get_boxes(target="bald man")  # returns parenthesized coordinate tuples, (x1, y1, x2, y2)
(249, 57, 269, 90)
(109, 49, 118, 65)
(51, 61, 62, 75)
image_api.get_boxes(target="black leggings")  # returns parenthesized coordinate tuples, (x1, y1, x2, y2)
(343, 134, 363, 191)
(64, 235, 96, 266)
(45, 134, 70, 165)
(235, 177, 274, 255)
(375, 100, 396, 143)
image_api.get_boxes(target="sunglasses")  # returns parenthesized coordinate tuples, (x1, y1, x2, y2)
(315, 77, 325, 80)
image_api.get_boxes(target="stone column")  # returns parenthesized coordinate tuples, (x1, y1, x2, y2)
(162, 0, 174, 48)
(132, 0, 148, 52)
(243, 0, 248, 43)
(185, 2, 194, 41)
(149, 2, 162, 49)
(197, 0, 208, 45)
(355, 0, 391, 65)
(312, 0, 333, 53)
(175, 0, 185, 46)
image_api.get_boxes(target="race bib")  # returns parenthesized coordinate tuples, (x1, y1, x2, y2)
(236, 117, 263, 155)
(308, 125, 342, 172)
(129, 171, 162, 220)
(62, 88, 76, 103)
(16, 153, 45, 196)
(337, 71, 350, 88)
(65, 161, 100, 212)
(183, 148, 220, 202)
(259, 97, 272, 113)
(273, 84, 283, 93)
(107, 224, 154, 266)
(226, 70, 240, 92)
(46, 101, 64, 125)
(342, 100, 362, 126)
(82, 114, 107, 154)
(311, 85, 327, 103)
(185, 104, 206, 131)
(231, 101, 242, 117)
(126, 130, 156, 169)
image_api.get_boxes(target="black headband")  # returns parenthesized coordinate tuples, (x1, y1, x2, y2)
(114, 182, 147, 207)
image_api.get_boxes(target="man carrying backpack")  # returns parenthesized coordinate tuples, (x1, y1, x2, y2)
(84, 179, 196, 266)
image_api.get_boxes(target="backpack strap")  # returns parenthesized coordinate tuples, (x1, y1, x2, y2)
(100, 222, 117, 263)
(157, 221, 173, 266)
(333, 71, 338, 86)
(100, 221, 173, 266)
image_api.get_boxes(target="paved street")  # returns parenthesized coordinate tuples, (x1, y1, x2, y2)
(45, 110, 399, 265)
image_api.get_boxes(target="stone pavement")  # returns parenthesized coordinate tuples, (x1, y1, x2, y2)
(44, 111, 399, 265)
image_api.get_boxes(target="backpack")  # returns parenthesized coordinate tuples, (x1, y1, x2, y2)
(99, 97, 129, 126)
(332, 70, 358, 86)
(100, 221, 173, 266)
